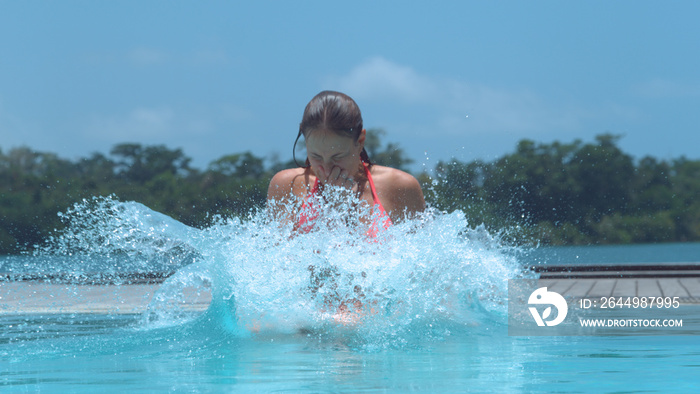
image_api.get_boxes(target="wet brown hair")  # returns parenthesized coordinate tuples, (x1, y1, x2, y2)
(293, 91, 372, 168)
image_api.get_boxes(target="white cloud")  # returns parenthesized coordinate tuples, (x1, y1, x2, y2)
(83, 104, 253, 146)
(86, 107, 176, 143)
(326, 57, 438, 102)
(127, 48, 169, 66)
(635, 79, 700, 99)
(190, 49, 231, 66)
(326, 57, 590, 138)
(441, 82, 589, 135)
(219, 103, 254, 122)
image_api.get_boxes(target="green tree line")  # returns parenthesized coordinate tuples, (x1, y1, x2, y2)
(431, 134, 700, 245)
(1, 131, 698, 254)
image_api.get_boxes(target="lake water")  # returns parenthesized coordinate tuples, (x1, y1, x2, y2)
(1, 197, 699, 392)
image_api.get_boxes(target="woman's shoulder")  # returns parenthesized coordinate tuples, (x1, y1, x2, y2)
(270, 167, 306, 183)
(370, 165, 425, 214)
(268, 167, 313, 200)
(370, 165, 421, 189)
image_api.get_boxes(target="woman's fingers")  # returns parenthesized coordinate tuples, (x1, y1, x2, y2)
(327, 166, 341, 183)
(327, 166, 354, 189)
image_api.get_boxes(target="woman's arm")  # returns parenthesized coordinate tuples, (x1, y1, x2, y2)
(377, 167, 425, 222)
(394, 173, 426, 218)
(267, 169, 302, 225)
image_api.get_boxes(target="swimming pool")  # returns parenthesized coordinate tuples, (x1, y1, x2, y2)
(2, 197, 700, 392)
(3, 309, 699, 392)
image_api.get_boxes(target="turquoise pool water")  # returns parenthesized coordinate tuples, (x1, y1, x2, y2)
(2, 197, 700, 392)
(5, 310, 700, 393)
(3, 310, 700, 392)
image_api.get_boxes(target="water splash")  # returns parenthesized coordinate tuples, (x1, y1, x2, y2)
(40, 193, 531, 349)
(28, 196, 199, 279)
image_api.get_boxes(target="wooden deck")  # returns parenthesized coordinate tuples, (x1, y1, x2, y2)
(533, 264, 700, 304)
(0, 282, 211, 315)
(2, 265, 700, 314)
(537, 278, 700, 303)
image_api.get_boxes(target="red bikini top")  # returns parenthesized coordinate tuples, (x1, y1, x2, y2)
(298, 164, 392, 237)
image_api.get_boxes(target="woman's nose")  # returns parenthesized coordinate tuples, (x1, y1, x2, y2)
(321, 160, 335, 174)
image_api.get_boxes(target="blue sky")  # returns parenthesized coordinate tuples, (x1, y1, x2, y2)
(1, 1, 699, 173)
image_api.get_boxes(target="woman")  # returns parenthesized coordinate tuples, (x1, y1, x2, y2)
(267, 90, 425, 233)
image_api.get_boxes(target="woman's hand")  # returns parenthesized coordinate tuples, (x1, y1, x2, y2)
(324, 166, 355, 189)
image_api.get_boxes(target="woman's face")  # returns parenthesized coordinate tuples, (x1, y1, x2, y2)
(305, 128, 365, 184)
